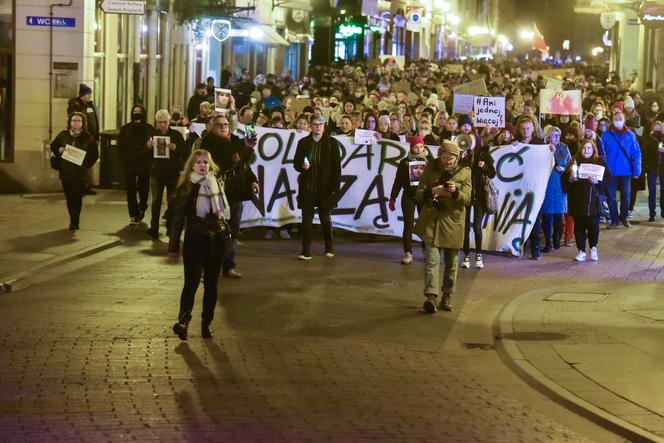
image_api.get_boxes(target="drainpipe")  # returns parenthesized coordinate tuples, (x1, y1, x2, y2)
(49, 0, 73, 141)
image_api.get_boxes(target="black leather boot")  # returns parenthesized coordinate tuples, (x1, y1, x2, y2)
(201, 322, 213, 339)
(172, 311, 191, 340)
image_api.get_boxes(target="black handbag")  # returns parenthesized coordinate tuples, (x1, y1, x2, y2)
(222, 163, 254, 203)
(49, 155, 61, 171)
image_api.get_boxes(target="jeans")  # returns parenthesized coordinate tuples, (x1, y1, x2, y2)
(178, 231, 227, 324)
(223, 201, 243, 273)
(542, 213, 563, 248)
(300, 205, 333, 256)
(463, 205, 486, 256)
(423, 244, 459, 296)
(646, 167, 664, 217)
(605, 175, 631, 224)
(401, 196, 422, 253)
(573, 215, 600, 252)
(125, 171, 149, 219)
(62, 179, 85, 225)
(149, 175, 177, 233)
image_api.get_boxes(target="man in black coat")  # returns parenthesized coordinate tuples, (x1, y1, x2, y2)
(294, 114, 342, 260)
(233, 70, 256, 110)
(186, 83, 208, 121)
(201, 114, 259, 278)
(118, 104, 154, 225)
(146, 109, 186, 239)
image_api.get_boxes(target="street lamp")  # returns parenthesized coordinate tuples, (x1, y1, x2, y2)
(519, 29, 534, 40)
(591, 46, 604, 56)
(446, 13, 460, 25)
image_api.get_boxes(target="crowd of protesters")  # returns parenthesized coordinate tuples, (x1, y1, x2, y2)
(50, 56, 663, 325)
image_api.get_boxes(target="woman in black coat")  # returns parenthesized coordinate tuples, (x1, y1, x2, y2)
(459, 140, 496, 270)
(50, 112, 99, 230)
(643, 120, 664, 221)
(561, 139, 608, 262)
(169, 149, 230, 340)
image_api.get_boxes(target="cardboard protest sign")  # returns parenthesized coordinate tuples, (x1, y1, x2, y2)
(292, 97, 312, 114)
(473, 96, 505, 128)
(452, 94, 474, 115)
(236, 125, 552, 256)
(544, 77, 563, 91)
(446, 64, 464, 74)
(61, 144, 86, 166)
(379, 55, 405, 70)
(539, 89, 582, 115)
(453, 78, 489, 96)
(530, 68, 574, 81)
(578, 163, 605, 181)
(214, 88, 232, 112)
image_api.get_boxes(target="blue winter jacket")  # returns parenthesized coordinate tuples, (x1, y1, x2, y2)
(601, 127, 642, 177)
(541, 142, 571, 214)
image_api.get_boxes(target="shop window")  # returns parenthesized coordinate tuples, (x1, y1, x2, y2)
(0, 0, 12, 162)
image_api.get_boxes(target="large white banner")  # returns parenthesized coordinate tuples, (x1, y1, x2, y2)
(236, 126, 552, 256)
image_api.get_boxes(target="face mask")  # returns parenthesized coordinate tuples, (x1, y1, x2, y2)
(354, 92, 363, 98)
(171, 113, 181, 121)
(613, 120, 624, 130)
(250, 98, 258, 104)
(330, 102, 338, 108)
(131, 113, 142, 122)
(652, 107, 659, 113)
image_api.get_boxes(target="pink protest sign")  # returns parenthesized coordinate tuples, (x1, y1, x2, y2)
(539, 89, 582, 115)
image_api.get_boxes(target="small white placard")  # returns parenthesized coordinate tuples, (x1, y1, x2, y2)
(171, 126, 187, 140)
(214, 88, 233, 112)
(658, 142, 664, 153)
(354, 129, 376, 145)
(61, 144, 86, 166)
(153, 136, 170, 159)
(408, 160, 427, 186)
(452, 93, 474, 115)
(578, 163, 605, 181)
(190, 123, 206, 137)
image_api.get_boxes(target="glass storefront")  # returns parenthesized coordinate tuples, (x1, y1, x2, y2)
(0, 0, 13, 162)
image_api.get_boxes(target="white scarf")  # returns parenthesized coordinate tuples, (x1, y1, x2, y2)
(190, 172, 229, 219)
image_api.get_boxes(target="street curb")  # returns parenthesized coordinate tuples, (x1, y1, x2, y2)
(494, 291, 663, 443)
(0, 236, 123, 293)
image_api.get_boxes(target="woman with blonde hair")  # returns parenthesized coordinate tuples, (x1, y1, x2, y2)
(169, 149, 230, 340)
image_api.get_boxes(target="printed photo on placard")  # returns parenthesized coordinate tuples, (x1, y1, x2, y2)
(408, 160, 427, 186)
(214, 88, 232, 112)
(153, 136, 170, 159)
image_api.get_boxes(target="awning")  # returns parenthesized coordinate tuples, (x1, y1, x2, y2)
(230, 21, 290, 47)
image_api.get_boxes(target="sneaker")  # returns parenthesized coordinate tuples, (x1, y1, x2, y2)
(574, 250, 587, 262)
(627, 210, 633, 219)
(264, 230, 275, 239)
(325, 252, 335, 258)
(590, 247, 599, 261)
(461, 255, 471, 269)
(564, 239, 573, 247)
(223, 268, 242, 279)
(423, 295, 437, 313)
(475, 254, 484, 269)
(439, 293, 452, 311)
(297, 254, 312, 260)
(622, 220, 631, 228)
(401, 252, 413, 265)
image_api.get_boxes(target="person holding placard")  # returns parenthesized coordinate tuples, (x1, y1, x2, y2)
(540, 126, 571, 252)
(146, 110, 186, 239)
(168, 149, 230, 340)
(561, 140, 608, 262)
(50, 111, 99, 230)
(389, 135, 434, 265)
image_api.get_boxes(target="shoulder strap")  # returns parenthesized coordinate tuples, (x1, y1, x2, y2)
(608, 131, 632, 163)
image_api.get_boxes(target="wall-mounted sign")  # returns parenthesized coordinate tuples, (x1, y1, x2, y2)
(639, 1, 664, 27)
(211, 19, 231, 42)
(336, 23, 363, 38)
(100, 0, 145, 15)
(26, 16, 75, 27)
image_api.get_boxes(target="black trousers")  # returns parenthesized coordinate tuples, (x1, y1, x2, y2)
(573, 215, 600, 252)
(463, 205, 486, 256)
(542, 213, 563, 248)
(223, 201, 243, 273)
(301, 205, 333, 256)
(178, 231, 228, 324)
(149, 175, 177, 233)
(62, 179, 85, 225)
(401, 195, 422, 253)
(125, 171, 149, 219)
